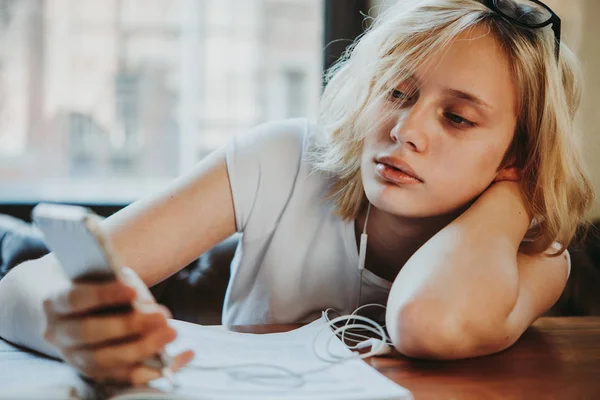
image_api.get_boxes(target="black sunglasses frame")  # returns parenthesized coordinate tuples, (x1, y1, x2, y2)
(481, 0, 561, 61)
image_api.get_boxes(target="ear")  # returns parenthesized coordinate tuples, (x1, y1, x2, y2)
(494, 166, 521, 182)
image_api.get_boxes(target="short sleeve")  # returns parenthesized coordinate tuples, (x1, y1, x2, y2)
(225, 118, 308, 240)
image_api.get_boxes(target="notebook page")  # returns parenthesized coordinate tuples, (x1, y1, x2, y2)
(135, 316, 413, 400)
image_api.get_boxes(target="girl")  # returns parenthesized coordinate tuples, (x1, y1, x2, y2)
(0, 0, 593, 385)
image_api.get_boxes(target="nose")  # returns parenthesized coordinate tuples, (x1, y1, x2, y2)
(389, 104, 429, 153)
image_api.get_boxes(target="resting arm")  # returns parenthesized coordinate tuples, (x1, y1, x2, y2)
(385, 181, 569, 359)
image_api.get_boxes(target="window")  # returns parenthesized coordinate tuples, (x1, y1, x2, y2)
(0, 0, 323, 204)
(284, 69, 307, 118)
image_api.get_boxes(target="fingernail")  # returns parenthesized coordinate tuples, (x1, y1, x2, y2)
(163, 327, 177, 342)
(136, 302, 159, 314)
(137, 304, 171, 320)
(159, 306, 172, 319)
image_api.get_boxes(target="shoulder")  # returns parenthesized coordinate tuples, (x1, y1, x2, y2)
(225, 118, 325, 236)
(225, 118, 317, 195)
(228, 118, 311, 156)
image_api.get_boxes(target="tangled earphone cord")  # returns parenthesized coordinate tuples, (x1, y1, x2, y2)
(180, 307, 390, 390)
(325, 305, 392, 346)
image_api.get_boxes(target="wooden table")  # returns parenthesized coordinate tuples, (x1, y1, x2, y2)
(233, 317, 600, 400)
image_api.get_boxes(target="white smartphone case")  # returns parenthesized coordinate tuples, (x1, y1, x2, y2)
(31, 203, 119, 281)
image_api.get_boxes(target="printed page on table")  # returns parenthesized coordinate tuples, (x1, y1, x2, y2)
(105, 317, 412, 400)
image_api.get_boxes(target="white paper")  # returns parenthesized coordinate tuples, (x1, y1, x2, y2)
(141, 317, 413, 400)
(0, 338, 87, 399)
(0, 318, 412, 400)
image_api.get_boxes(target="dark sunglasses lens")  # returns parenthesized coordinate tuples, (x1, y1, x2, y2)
(495, 0, 552, 25)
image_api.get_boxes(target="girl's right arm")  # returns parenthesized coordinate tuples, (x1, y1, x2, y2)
(0, 146, 237, 384)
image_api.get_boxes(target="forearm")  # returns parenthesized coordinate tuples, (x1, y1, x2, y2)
(0, 254, 67, 359)
(386, 182, 530, 358)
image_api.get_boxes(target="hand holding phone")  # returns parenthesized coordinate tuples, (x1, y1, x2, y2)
(32, 203, 194, 385)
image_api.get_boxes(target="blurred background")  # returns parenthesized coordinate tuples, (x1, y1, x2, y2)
(0, 0, 597, 219)
(0, 0, 324, 205)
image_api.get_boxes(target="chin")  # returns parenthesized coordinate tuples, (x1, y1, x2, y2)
(377, 200, 443, 219)
(364, 179, 468, 219)
(365, 185, 431, 218)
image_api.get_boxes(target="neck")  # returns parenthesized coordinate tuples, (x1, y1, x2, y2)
(355, 203, 467, 281)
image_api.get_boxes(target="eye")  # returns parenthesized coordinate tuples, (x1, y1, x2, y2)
(389, 89, 415, 104)
(444, 112, 476, 128)
(390, 89, 408, 99)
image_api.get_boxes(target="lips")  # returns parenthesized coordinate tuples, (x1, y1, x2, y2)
(375, 156, 423, 184)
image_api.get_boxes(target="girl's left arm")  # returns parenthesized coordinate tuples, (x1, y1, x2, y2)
(385, 181, 570, 360)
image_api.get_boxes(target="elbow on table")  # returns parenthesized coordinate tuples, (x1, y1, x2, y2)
(387, 301, 518, 360)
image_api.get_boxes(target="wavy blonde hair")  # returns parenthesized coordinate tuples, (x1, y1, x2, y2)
(312, 0, 594, 255)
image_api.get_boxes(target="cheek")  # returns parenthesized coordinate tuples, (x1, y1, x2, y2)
(433, 143, 504, 197)
(470, 143, 504, 177)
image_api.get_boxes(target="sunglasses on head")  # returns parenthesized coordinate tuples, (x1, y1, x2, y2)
(480, 0, 561, 61)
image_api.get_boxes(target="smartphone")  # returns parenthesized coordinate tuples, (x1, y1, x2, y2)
(31, 203, 174, 380)
(31, 203, 121, 282)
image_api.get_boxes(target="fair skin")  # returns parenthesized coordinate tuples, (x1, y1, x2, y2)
(0, 25, 567, 383)
(359, 25, 522, 282)
(359, 26, 568, 358)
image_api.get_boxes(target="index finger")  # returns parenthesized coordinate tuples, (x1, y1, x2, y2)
(51, 280, 137, 316)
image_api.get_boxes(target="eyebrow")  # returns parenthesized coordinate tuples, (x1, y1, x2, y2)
(399, 72, 495, 111)
(445, 88, 493, 111)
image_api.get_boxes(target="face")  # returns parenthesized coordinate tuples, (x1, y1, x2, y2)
(361, 25, 519, 218)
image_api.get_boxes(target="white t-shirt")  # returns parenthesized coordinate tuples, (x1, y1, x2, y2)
(222, 118, 391, 326)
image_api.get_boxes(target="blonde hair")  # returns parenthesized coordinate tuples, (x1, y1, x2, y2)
(312, 0, 594, 255)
